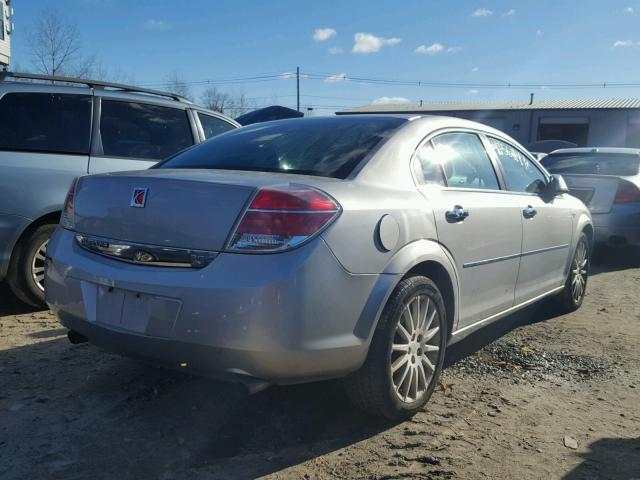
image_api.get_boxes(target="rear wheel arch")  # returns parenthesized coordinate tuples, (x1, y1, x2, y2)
(10, 211, 61, 260)
(403, 261, 456, 339)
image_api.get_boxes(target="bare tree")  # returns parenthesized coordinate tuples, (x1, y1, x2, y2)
(200, 87, 255, 118)
(26, 9, 95, 77)
(165, 72, 193, 101)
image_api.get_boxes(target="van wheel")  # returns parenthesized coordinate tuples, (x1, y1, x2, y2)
(7, 224, 56, 309)
(344, 276, 447, 421)
(556, 232, 590, 313)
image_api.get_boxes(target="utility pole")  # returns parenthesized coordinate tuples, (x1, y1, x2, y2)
(296, 66, 300, 112)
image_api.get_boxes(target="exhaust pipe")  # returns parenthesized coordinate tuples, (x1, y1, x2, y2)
(67, 330, 88, 345)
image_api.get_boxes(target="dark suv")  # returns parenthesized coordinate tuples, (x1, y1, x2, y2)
(0, 72, 240, 307)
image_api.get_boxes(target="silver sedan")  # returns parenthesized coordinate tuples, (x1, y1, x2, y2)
(45, 115, 592, 420)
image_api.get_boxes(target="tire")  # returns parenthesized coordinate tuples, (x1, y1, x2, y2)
(344, 275, 447, 421)
(556, 231, 590, 313)
(7, 223, 56, 309)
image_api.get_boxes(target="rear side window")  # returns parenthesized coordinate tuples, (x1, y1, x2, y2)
(415, 142, 446, 186)
(542, 153, 640, 176)
(488, 137, 547, 194)
(197, 112, 235, 139)
(100, 100, 193, 160)
(430, 133, 500, 190)
(0, 92, 92, 155)
(159, 116, 406, 179)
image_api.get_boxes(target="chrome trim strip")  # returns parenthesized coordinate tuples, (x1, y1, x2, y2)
(463, 252, 521, 268)
(75, 234, 217, 268)
(463, 244, 569, 268)
(452, 285, 565, 337)
(521, 243, 569, 257)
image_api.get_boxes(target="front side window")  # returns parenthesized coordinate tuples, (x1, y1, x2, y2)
(488, 137, 547, 194)
(197, 112, 235, 139)
(159, 116, 406, 179)
(430, 132, 500, 190)
(100, 101, 193, 160)
(0, 92, 92, 154)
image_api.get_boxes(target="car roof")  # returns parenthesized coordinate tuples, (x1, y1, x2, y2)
(548, 147, 640, 156)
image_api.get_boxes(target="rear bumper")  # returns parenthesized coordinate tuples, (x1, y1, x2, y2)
(45, 228, 391, 384)
(0, 213, 31, 281)
(592, 206, 640, 247)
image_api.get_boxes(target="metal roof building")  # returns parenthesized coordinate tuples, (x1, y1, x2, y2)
(338, 98, 640, 151)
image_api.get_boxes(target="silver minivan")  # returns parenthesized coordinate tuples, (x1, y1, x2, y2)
(0, 72, 239, 307)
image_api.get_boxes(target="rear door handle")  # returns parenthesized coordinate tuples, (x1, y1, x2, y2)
(523, 206, 537, 218)
(445, 206, 469, 222)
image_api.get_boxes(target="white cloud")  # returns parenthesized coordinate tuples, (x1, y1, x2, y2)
(625, 6, 634, 13)
(613, 40, 634, 48)
(352, 33, 401, 54)
(471, 66, 480, 72)
(143, 19, 169, 30)
(372, 96, 411, 105)
(279, 71, 296, 79)
(504, 8, 516, 16)
(325, 73, 347, 82)
(328, 46, 344, 55)
(467, 89, 479, 95)
(313, 28, 337, 42)
(415, 43, 444, 55)
(446, 46, 462, 53)
(472, 8, 493, 17)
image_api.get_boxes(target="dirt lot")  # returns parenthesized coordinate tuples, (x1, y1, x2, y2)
(1, 250, 639, 480)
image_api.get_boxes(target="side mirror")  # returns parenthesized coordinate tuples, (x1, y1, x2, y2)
(548, 174, 570, 195)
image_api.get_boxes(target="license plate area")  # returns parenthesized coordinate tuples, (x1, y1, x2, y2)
(80, 281, 182, 338)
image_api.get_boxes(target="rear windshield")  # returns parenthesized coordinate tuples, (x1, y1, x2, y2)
(158, 116, 406, 179)
(542, 153, 640, 176)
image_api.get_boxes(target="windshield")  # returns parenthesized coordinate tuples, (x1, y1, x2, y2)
(541, 153, 640, 176)
(158, 116, 406, 179)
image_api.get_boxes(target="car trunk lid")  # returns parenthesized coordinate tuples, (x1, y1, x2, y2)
(73, 170, 258, 251)
(562, 174, 628, 213)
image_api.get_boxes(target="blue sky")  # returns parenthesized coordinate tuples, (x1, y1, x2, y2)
(9, 0, 640, 113)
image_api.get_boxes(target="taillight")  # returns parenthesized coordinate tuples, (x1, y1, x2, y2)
(60, 177, 79, 230)
(227, 185, 341, 252)
(614, 180, 640, 204)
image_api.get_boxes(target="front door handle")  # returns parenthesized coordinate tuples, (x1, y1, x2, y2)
(523, 206, 538, 218)
(445, 205, 469, 222)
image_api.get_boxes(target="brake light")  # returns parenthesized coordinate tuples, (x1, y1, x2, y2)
(614, 180, 640, 204)
(60, 177, 79, 230)
(227, 185, 341, 252)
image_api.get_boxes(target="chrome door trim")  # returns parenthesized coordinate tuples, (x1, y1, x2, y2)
(521, 243, 569, 257)
(462, 243, 569, 269)
(462, 252, 521, 268)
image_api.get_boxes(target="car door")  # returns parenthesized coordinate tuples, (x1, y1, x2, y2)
(414, 131, 523, 329)
(485, 135, 573, 303)
(0, 89, 92, 220)
(88, 94, 197, 174)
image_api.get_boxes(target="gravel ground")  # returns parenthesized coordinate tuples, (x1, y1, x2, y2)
(1, 249, 639, 479)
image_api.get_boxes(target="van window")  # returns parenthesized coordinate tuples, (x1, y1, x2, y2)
(100, 100, 193, 160)
(0, 92, 92, 155)
(197, 112, 235, 139)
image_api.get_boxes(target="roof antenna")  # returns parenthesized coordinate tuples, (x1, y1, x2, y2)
(529, 93, 534, 105)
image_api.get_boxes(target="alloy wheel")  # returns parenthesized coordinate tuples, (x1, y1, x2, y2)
(571, 237, 588, 303)
(31, 238, 49, 293)
(390, 294, 441, 403)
